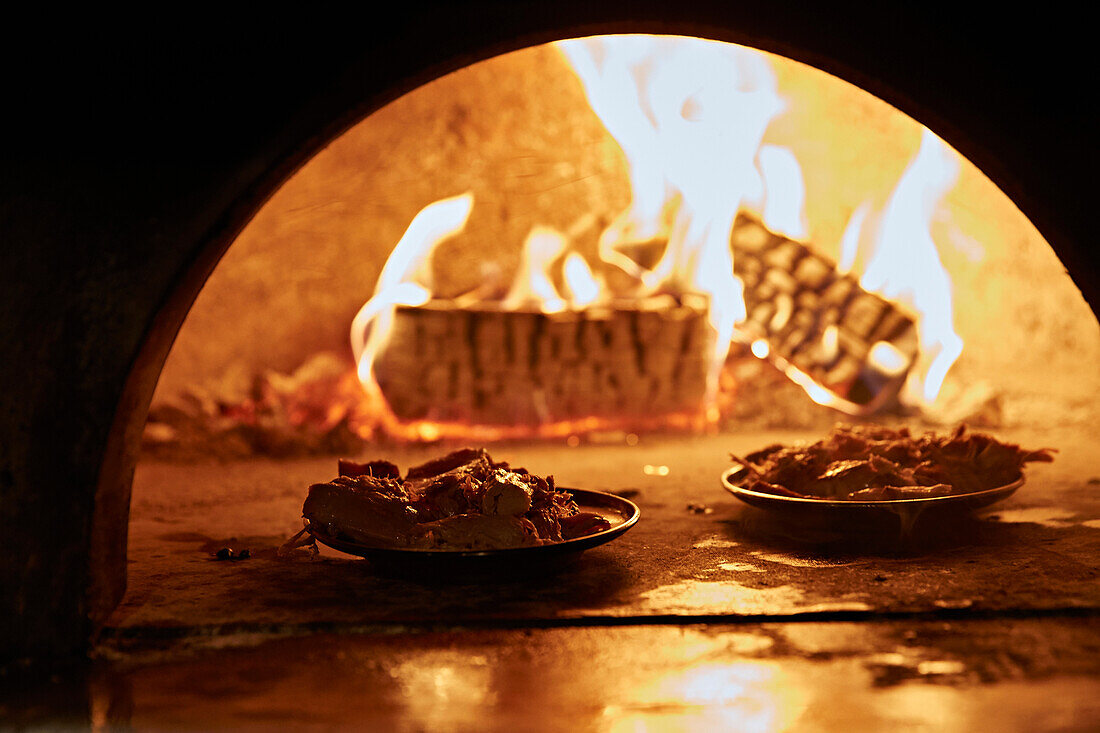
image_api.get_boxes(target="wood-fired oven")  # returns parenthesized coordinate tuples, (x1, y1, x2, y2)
(1, 8, 1097, 725)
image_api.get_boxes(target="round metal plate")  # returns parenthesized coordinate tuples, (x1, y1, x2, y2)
(304, 487, 640, 571)
(721, 462, 1025, 520)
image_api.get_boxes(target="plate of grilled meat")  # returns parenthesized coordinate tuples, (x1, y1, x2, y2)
(722, 423, 1054, 520)
(281, 447, 639, 569)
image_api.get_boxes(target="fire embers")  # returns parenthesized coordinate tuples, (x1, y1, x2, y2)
(144, 352, 367, 459)
(302, 448, 610, 550)
(730, 423, 1054, 501)
(732, 216, 918, 413)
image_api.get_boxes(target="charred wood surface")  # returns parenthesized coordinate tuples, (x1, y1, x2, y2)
(731, 215, 918, 409)
(373, 298, 714, 425)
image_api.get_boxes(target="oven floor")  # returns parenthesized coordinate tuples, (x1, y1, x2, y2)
(113, 427, 1100, 629)
(60, 426, 1100, 728)
(9, 618, 1097, 731)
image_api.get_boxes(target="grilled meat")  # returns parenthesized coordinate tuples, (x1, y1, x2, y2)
(302, 448, 610, 549)
(732, 423, 1055, 501)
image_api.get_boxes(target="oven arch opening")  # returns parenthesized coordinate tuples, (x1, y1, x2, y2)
(2, 6, 1093, 661)
(109, 34, 1099, 644)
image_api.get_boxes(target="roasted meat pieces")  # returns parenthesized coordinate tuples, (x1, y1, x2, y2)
(302, 475, 420, 546)
(731, 423, 1055, 501)
(302, 448, 611, 550)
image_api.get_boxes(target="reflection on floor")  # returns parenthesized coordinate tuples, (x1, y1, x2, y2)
(13, 427, 1098, 729)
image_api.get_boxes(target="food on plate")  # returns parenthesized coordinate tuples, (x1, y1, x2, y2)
(298, 448, 612, 550)
(729, 423, 1055, 501)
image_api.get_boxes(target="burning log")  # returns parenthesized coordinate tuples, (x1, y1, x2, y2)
(372, 295, 714, 427)
(731, 214, 919, 411)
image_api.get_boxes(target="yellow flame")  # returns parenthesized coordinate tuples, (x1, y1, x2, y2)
(868, 341, 910, 377)
(561, 252, 602, 308)
(837, 201, 872, 274)
(557, 35, 788, 398)
(501, 226, 567, 312)
(351, 37, 970, 435)
(844, 128, 963, 405)
(350, 193, 473, 383)
(753, 144, 808, 240)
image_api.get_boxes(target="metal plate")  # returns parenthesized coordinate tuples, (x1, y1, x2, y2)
(721, 462, 1025, 526)
(304, 487, 640, 573)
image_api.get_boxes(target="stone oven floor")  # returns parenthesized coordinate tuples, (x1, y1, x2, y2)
(9, 427, 1100, 729)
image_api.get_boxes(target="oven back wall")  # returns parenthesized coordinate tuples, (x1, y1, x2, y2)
(0, 5, 1094, 660)
(154, 43, 630, 399)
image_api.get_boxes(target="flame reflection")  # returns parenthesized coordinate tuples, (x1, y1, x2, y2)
(603, 662, 805, 733)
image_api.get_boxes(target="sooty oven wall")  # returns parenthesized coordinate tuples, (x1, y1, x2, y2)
(1, 4, 1096, 660)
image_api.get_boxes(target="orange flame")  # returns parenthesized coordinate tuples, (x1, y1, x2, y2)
(557, 35, 788, 397)
(348, 37, 969, 439)
(350, 192, 473, 384)
(561, 252, 602, 308)
(751, 144, 808, 240)
(839, 128, 963, 406)
(501, 226, 568, 312)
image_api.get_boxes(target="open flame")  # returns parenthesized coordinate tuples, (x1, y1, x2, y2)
(351, 192, 473, 385)
(561, 252, 602, 309)
(767, 126, 964, 414)
(558, 36, 786, 396)
(501, 226, 569, 313)
(843, 127, 964, 406)
(346, 35, 971, 439)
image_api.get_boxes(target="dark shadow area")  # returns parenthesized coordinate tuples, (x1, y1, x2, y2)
(0, 658, 133, 731)
(724, 503, 1100, 559)
(264, 547, 637, 620)
(724, 504, 996, 557)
